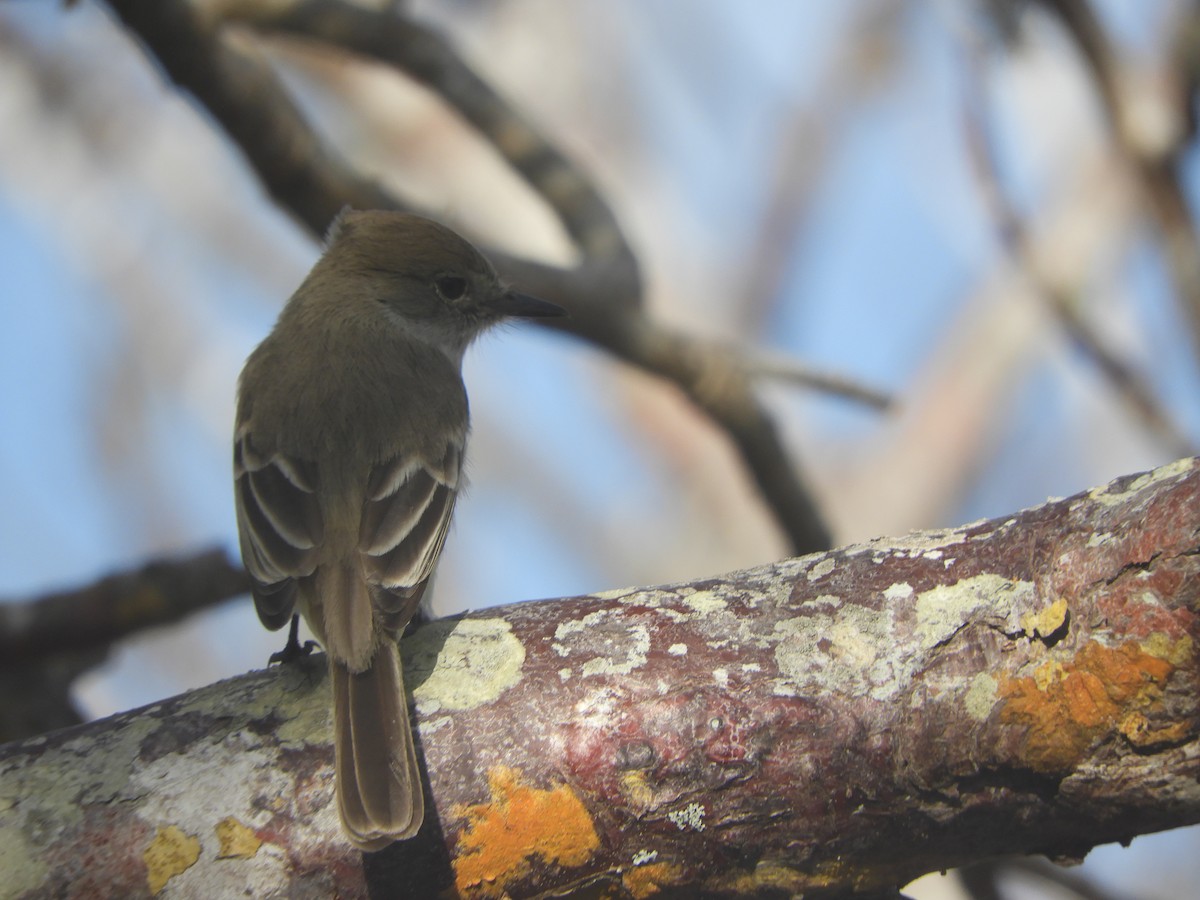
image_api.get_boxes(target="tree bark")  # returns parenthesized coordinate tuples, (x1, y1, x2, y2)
(2, 458, 1197, 898)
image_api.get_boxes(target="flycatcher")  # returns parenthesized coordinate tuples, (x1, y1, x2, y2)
(234, 210, 564, 850)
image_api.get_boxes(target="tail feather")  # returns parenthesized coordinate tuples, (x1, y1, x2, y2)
(331, 641, 423, 850)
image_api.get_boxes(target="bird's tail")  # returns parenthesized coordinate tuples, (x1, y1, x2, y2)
(330, 640, 423, 850)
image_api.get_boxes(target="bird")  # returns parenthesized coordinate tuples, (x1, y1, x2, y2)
(233, 209, 564, 850)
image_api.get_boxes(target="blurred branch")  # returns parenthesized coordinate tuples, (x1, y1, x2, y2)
(0, 652, 100, 744)
(100, 0, 836, 553)
(960, 857, 1131, 900)
(0, 547, 249, 743)
(962, 39, 1196, 458)
(737, 344, 892, 409)
(1037, 0, 1200, 352)
(218, 0, 637, 274)
(0, 547, 250, 666)
(3, 457, 1197, 896)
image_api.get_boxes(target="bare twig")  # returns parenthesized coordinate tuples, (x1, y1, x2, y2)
(740, 345, 892, 409)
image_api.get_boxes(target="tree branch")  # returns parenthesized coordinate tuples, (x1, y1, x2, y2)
(3, 458, 1197, 897)
(0, 548, 251, 743)
(0, 548, 250, 666)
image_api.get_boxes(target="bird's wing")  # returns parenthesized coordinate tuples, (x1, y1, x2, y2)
(234, 426, 324, 630)
(358, 441, 461, 632)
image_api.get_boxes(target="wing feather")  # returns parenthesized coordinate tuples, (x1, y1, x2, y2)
(358, 443, 460, 596)
(234, 430, 323, 630)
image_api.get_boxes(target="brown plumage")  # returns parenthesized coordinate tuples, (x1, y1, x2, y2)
(234, 210, 563, 849)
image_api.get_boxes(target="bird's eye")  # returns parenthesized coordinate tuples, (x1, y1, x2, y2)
(435, 276, 468, 301)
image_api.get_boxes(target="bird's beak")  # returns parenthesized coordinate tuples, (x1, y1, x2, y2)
(491, 290, 567, 318)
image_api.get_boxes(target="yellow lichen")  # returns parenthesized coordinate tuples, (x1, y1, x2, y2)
(1140, 633, 1194, 666)
(215, 817, 261, 859)
(1022, 598, 1069, 640)
(1119, 711, 1192, 749)
(143, 826, 200, 894)
(620, 770, 655, 809)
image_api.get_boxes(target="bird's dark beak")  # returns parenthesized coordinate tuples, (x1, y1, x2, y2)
(491, 290, 567, 318)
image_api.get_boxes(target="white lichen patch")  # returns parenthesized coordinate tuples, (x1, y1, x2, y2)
(668, 802, 706, 831)
(844, 527, 971, 559)
(582, 625, 651, 677)
(594, 586, 638, 601)
(411, 618, 525, 714)
(713, 668, 730, 687)
(615, 588, 678, 609)
(914, 574, 1034, 648)
(667, 643, 688, 656)
(773, 603, 912, 700)
(1084, 457, 1194, 507)
(573, 686, 622, 731)
(632, 849, 659, 865)
(683, 590, 727, 615)
(421, 715, 453, 735)
(800, 594, 842, 611)
(807, 558, 837, 582)
(964, 673, 999, 721)
(135, 745, 314, 898)
(771, 679, 800, 697)
(1086, 531, 1115, 548)
(135, 737, 293, 841)
(884, 582, 914, 602)
(555, 609, 651, 678)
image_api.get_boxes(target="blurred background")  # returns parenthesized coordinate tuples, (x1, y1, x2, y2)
(1, 0, 1198, 896)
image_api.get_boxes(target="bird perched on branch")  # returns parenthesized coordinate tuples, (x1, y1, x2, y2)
(233, 210, 564, 849)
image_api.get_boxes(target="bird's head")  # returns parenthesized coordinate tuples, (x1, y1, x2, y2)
(316, 209, 564, 360)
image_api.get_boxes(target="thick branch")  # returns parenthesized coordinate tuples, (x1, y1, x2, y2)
(2, 458, 1197, 898)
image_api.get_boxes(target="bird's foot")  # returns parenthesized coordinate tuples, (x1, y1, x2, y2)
(270, 614, 318, 665)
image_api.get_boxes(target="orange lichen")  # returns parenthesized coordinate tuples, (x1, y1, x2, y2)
(453, 765, 600, 897)
(623, 862, 683, 898)
(1000, 639, 1179, 773)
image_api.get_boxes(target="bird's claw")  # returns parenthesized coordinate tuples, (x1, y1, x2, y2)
(270, 615, 318, 665)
